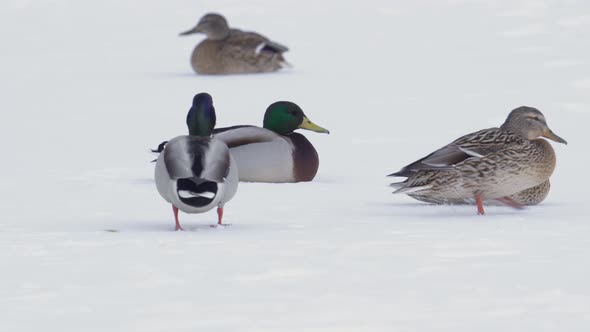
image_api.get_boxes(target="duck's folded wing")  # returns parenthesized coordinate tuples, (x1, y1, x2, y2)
(389, 144, 475, 177)
(389, 128, 524, 177)
(213, 126, 279, 148)
(164, 136, 229, 182)
(227, 30, 288, 56)
(260, 39, 289, 53)
(200, 139, 231, 182)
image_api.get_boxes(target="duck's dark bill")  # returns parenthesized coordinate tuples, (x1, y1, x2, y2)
(542, 129, 567, 144)
(179, 27, 199, 36)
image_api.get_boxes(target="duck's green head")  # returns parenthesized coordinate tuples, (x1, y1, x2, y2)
(263, 101, 330, 135)
(186, 93, 216, 136)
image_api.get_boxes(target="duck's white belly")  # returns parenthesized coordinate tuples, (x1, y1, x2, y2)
(229, 139, 296, 183)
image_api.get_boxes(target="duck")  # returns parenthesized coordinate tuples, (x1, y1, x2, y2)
(388, 106, 567, 215)
(155, 93, 238, 230)
(179, 13, 290, 75)
(406, 179, 551, 207)
(213, 101, 330, 183)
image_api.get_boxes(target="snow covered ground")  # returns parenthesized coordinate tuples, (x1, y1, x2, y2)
(1, 0, 590, 330)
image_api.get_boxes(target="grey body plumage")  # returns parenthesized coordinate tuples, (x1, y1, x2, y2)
(155, 136, 238, 219)
(154, 93, 238, 230)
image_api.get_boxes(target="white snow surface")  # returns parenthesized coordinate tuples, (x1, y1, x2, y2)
(1, 0, 590, 331)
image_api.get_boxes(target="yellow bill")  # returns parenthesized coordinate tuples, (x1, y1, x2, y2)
(299, 116, 330, 134)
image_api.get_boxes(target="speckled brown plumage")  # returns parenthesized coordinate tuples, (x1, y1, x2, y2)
(389, 106, 567, 214)
(180, 13, 289, 75)
(407, 179, 551, 206)
(510, 179, 551, 205)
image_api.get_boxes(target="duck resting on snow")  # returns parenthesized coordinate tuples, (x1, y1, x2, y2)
(155, 93, 238, 230)
(213, 101, 330, 183)
(388, 106, 567, 215)
(179, 13, 290, 75)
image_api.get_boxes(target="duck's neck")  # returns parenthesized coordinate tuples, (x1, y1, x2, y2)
(188, 125, 212, 136)
(500, 122, 527, 139)
(187, 108, 215, 136)
(207, 28, 230, 40)
(264, 123, 294, 135)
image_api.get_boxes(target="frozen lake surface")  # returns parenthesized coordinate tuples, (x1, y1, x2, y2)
(1, 0, 589, 330)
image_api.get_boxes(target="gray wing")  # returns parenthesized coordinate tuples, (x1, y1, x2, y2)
(260, 39, 289, 53)
(222, 29, 288, 68)
(228, 29, 288, 53)
(389, 128, 526, 177)
(213, 126, 279, 149)
(163, 136, 230, 182)
(199, 138, 231, 182)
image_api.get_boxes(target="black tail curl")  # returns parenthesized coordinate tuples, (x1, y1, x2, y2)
(177, 178, 218, 207)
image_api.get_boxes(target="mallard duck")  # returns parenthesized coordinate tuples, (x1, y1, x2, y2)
(155, 93, 238, 230)
(389, 106, 567, 215)
(179, 13, 290, 75)
(213, 101, 329, 183)
(406, 179, 551, 206)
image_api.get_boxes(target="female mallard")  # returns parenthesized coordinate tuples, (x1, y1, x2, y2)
(389, 106, 567, 215)
(404, 179, 551, 207)
(179, 13, 290, 75)
(155, 93, 238, 230)
(213, 101, 329, 183)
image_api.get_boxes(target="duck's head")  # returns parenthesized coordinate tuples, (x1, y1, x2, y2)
(263, 101, 330, 135)
(186, 93, 216, 136)
(500, 106, 567, 144)
(179, 13, 230, 40)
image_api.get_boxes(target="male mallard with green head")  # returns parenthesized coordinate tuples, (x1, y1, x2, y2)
(213, 101, 329, 183)
(389, 106, 567, 215)
(155, 93, 239, 230)
(179, 13, 290, 75)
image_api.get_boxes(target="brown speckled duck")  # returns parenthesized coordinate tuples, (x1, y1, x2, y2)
(389, 106, 567, 215)
(179, 13, 290, 75)
(403, 179, 552, 207)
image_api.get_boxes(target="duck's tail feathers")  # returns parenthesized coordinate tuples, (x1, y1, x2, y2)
(280, 60, 293, 68)
(388, 169, 411, 177)
(263, 40, 289, 54)
(389, 181, 405, 189)
(392, 184, 433, 195)
(176, 178, 219, 208)
(151, 141, 168, 153)
(149, 140, 168, 162)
